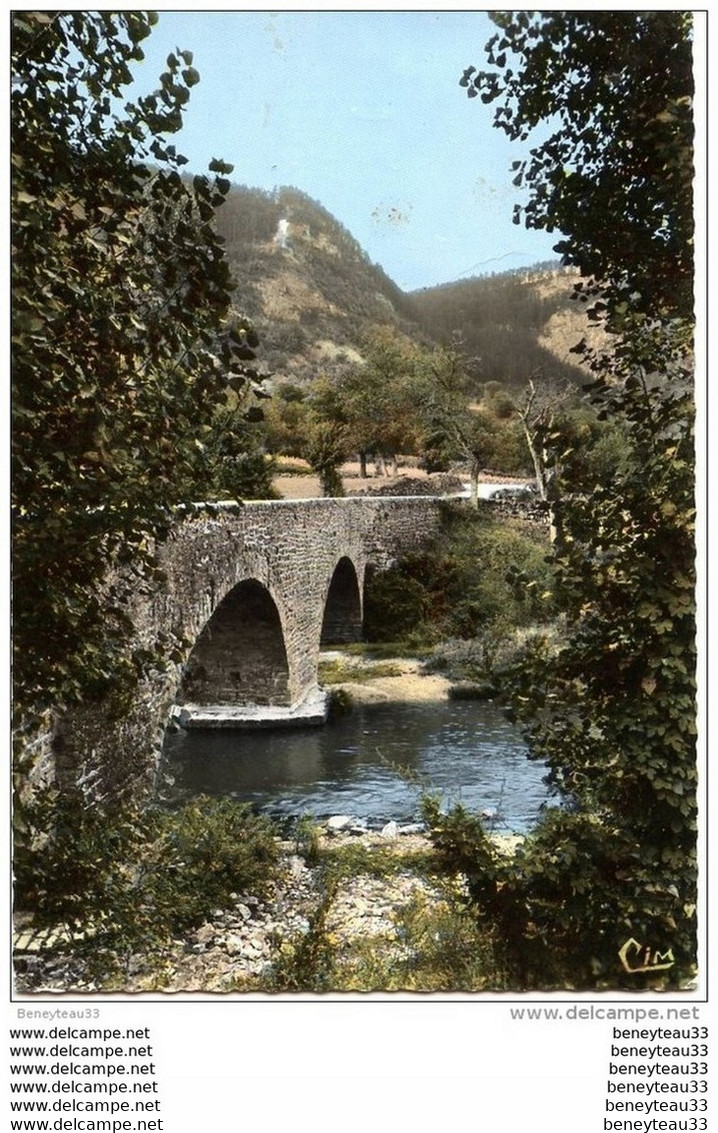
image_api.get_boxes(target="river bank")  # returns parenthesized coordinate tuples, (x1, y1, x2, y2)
(320, 651, 453, 704)
(151, 824, 522, 994)
(14, 821, 521, 994)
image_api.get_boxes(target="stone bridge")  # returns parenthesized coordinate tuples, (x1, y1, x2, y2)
(54, 496, 450, 799)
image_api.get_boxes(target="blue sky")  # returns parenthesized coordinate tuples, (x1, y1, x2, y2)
(128, 11, 562, 292)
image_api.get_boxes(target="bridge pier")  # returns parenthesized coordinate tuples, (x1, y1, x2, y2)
(171, 684, 330, 731)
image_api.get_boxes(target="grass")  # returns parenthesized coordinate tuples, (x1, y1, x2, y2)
(318, 658, 404, 684)
(231, 823, 506, 993)
(273, 456, 313, 474)
(341, 641, 409, 659)
(316, 839, 437, 881)
(333, 892, 505, 992)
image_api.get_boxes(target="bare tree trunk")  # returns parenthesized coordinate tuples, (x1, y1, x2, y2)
(548, 503, 563, 549)
(517, 376, 574, 546)
(359, 451, 368, 478)
(521, 422, 550, 500)
(469, 458, 480, 507)
(522, 426, 562, 544)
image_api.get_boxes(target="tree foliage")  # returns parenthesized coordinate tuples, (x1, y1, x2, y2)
(186, 400, 279, 503)
(264, 330, 430, 485)
(364, 506, 554, 649)
(454, 11, 698, 986)
(302, 376, 351, 497)
(462, 11, 694, 322)
(412, 343, 496, 496)
(12, 12, 265, 719)
(337, 329, 422, 472)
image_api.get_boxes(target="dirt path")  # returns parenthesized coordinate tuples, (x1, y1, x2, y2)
(273, 461, 433, 500)
(273, 461, 527, 501)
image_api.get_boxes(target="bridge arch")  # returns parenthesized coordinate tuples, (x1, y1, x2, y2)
(178, 577, 291, 707)
(320, 556, 363, 645)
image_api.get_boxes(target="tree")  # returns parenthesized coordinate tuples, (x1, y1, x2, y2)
(263, 382, 317, 461)
(285, 330, 423, 490)
(303, 422, 349, 497)
(414, 343, 499, 504)
(12, 12, 265, 722)
(188, 398, 278, 503)
(462, 11, 694, 323)
(337, 329, 421, 476)
(302, 376, 351, 497)
(514, 378, 572, 500)
(512, 376, 577, 544)
(457, 12, 697, 986)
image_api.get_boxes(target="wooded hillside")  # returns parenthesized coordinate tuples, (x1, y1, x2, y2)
(407, 266, 594, 391)
(216, 184, 420, 383)
(215, 184, 597, 390)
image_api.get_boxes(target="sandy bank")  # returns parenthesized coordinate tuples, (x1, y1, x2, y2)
(321, 654, 452, 704)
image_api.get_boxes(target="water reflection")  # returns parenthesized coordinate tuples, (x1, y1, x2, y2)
(161, 699, 551, 832)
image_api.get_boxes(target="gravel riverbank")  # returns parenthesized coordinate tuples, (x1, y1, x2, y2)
(14, 824, 523, 995)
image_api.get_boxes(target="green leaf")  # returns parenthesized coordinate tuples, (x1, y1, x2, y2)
(208, 157, 234, 175)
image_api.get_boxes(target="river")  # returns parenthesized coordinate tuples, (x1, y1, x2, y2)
(161, 698, 551, 833)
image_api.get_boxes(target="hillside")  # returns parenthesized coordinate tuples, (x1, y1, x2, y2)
(216, 185, 423, 384)
(216, 184, 603, 391)
(407, 265, 602, 392)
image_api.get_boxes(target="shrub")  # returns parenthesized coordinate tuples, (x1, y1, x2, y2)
(151, 797, 280, 933)
(14, 789, 281, 983)
(363, 509, 553, 647)
(386, 891, 505, 991)
(363, 568, 435, 642)
(422, 795, 693, 991)
(264, 873, 339, 992)
(326, 687, 353, 719)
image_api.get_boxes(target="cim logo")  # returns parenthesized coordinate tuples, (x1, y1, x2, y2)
(618, 937, 675, 975)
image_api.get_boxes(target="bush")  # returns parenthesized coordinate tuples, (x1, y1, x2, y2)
(363, 509, 554, 647)
(441, 511, 555, 635)
(363, 567, 438, 642)
(151, 797, 280, 933)
(264, 873, 338, 993)
(263, 832, 502, 993)
(326, 687, 353, 719)
(14, 789, 281, 983)
(422, 796, 693, 991)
